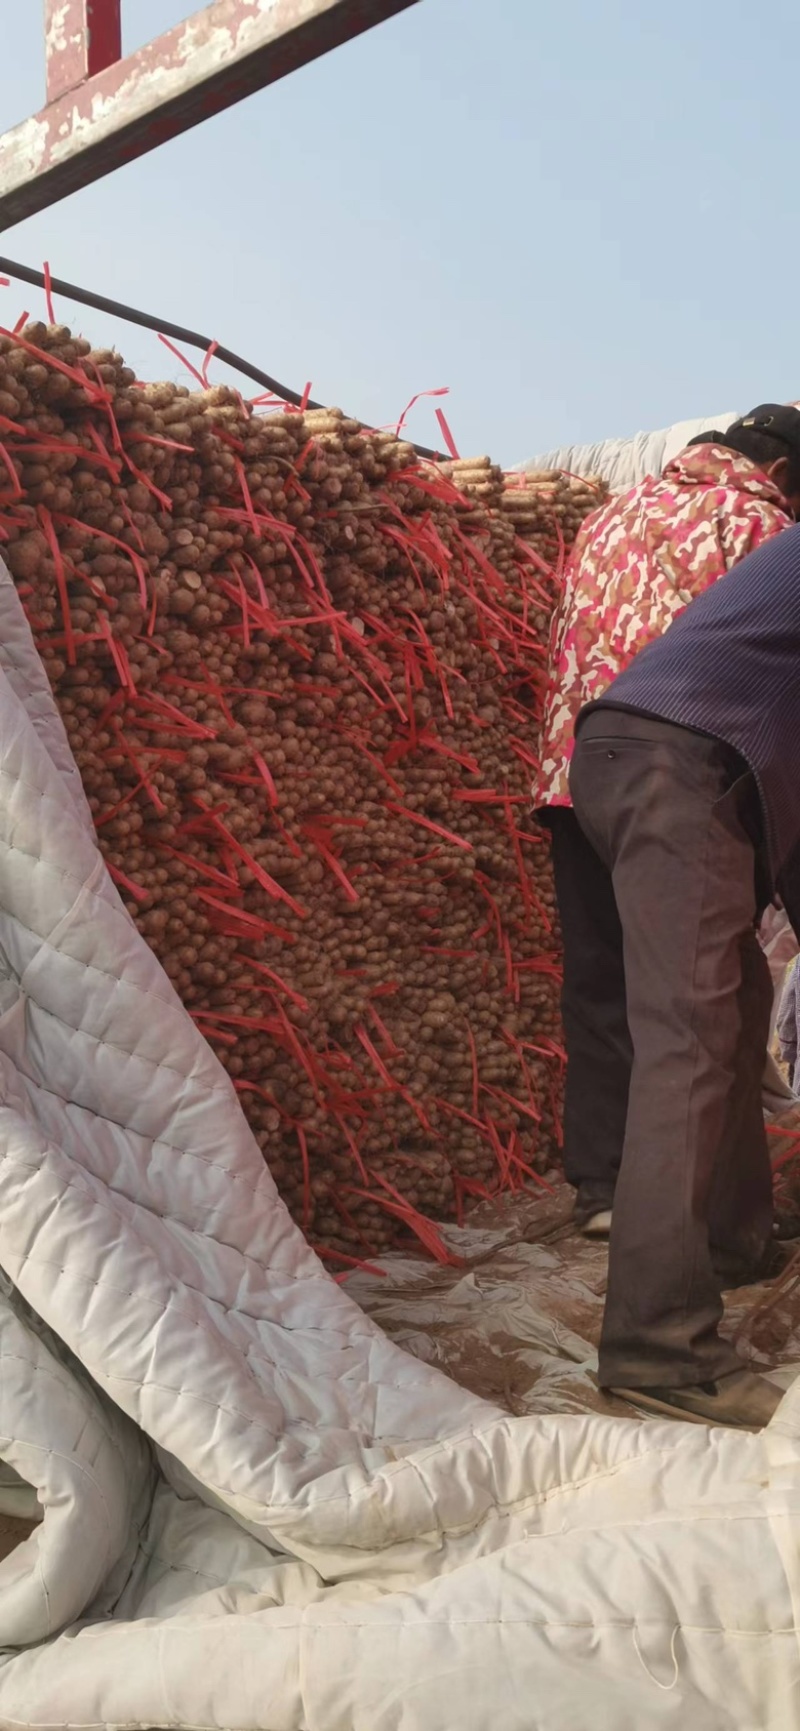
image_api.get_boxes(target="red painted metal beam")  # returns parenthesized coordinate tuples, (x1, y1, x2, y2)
(45, 1, 123, 103)
(0, 0, 421, 232)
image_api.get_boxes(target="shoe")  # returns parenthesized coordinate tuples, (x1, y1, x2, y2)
(581, 1209, 613, 1239)
(572, 1188, 614, 1237)
(609, 1368, 783, 1431)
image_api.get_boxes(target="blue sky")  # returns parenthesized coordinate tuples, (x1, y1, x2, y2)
(1, 1, 797, 463)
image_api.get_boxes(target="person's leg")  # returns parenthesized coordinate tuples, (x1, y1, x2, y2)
(570, 713, 763, 1391)
(544, 808, 631, 1215)
(709, 927, 773, 1281)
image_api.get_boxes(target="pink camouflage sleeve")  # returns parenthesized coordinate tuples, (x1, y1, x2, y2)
(719, 497, 792, 567)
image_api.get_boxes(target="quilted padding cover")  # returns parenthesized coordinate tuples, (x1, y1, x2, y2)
(522, 412, 737, 492)
(0, 558, 797, 1729)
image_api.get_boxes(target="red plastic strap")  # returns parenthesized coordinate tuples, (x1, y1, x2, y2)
(234, 457, 259, 536)
(220, 829, 307, 920)
(38, 506, 75, 665)
(434, 407, 460, 460)
(194, 890, 281, 939)
(124, 455, 173, 512)
(344, 1181, 460, 1267)
(273, 1002, 325, 1104)
(137, 694, 216, 740)
(239, 955, 309, 1012)
(466, 1023, 480, 1117)
(393, 385, 449, 440)
(385, 802, 471, 851)
(98, 613, 136, 694)
(0, 443, 21, 499)
(365, 1002, 401, 1058)
(201, 340, 219, 386)
(95, 778, 149, 830)
(110, 721, 167, 815)
(313, 1246, 387, 1278)
(54, 513, 148, 611)
(312, 836, 359, 903)
(157, 332, 206, 388)
(251, 751, 278, 806)
(84, 421, 123, 482)
(354, 1024, 395, 1090)
(0, 324, 100, 398)
(162, 846, 239, 892)
(107, 862, 148, 903)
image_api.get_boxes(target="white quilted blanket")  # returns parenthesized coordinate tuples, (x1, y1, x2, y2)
(522, 411, 737, 491)
(0, 559, 798, 1730)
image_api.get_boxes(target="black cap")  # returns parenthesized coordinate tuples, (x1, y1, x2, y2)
(728, 403, 800, 459)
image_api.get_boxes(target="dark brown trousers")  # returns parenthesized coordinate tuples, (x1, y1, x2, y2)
(570, 710, 773, 1389)
(544, 805, 631, 1210)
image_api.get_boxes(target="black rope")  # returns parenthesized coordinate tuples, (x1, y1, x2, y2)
(0, 255, 444, 461)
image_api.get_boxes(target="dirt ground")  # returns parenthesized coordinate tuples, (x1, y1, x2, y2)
(344, 1175, 800, 1420)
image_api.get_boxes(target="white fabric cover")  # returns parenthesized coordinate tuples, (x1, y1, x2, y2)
(522, 411, 737, 492)
(0, 557, 798, 1728)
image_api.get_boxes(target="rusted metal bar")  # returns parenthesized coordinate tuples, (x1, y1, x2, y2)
(0, 0, 421, 231)
(45, 1, 123, 103)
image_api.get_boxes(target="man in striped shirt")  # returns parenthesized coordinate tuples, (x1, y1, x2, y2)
(570, 488, 800, 1429)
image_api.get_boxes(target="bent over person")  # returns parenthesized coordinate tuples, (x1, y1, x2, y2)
(533, 405, 800, 1236)
(569, 523, 800, 1427)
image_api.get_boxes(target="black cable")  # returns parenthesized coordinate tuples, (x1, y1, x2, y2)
(0, 255, 444, 462)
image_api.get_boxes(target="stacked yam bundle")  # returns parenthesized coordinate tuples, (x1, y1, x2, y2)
(502, 469, 605, 564)
(0, 320, 605, 1263)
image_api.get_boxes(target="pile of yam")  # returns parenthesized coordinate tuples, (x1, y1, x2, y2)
(0, 319, 604, 1262)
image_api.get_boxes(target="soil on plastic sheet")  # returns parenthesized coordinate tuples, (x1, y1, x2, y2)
(344, 1177, 800, 1421)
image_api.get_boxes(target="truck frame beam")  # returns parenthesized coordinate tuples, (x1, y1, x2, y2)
(0, 0, 419, 231)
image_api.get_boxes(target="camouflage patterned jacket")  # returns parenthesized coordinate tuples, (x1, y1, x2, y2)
(534, 444, 793, 809)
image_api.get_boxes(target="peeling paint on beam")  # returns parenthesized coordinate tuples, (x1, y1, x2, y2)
(0, 0, 421, 231)
(45, 2, 123, 103)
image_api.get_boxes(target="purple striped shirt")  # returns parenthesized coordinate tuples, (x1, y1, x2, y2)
(579, 523, 800, 882)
